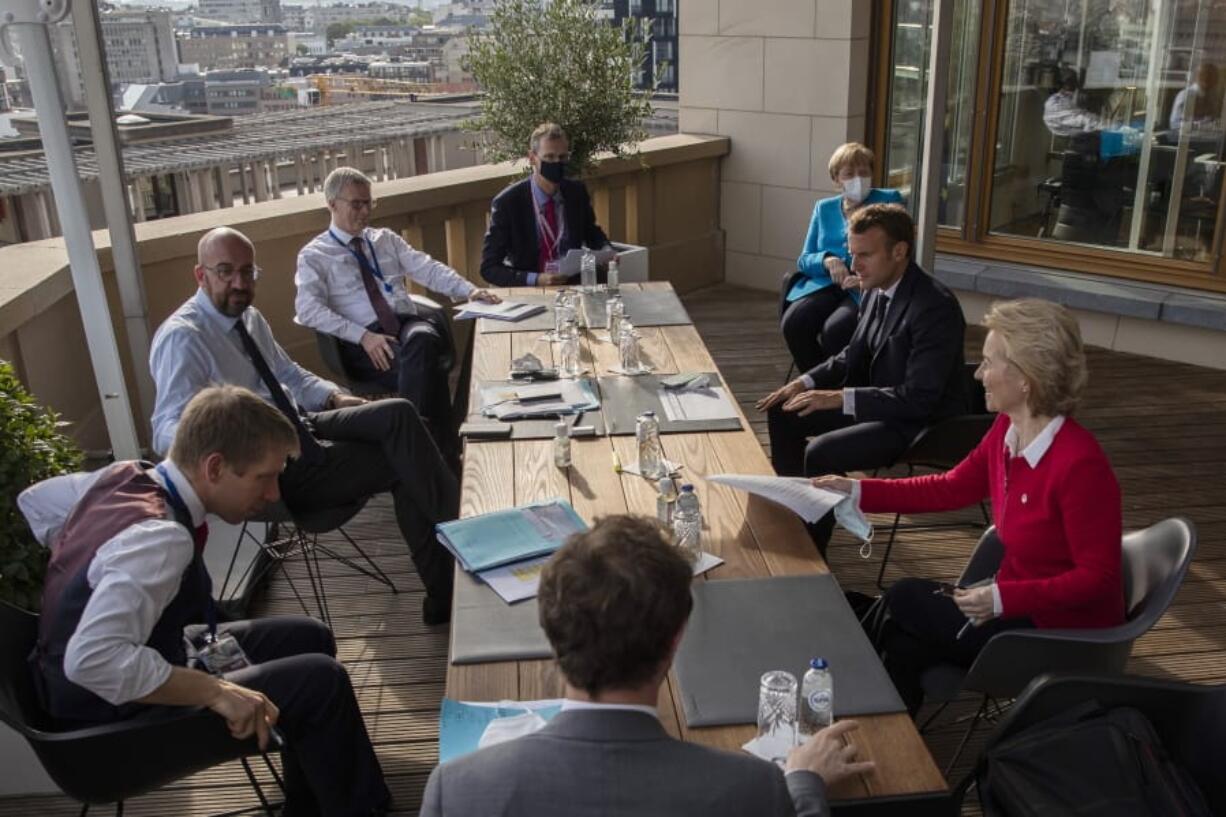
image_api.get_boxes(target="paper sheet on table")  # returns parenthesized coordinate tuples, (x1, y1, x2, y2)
(658, 386, 739, 423)
(706, 474, 844, 524)
(479, 379, 599, 420)
(478, 553, 551, 603)
(454, 300, 546, 321)
(692, 550, 723, 576)
(742, 734, 796, 768)
(438, 698, 563, 763)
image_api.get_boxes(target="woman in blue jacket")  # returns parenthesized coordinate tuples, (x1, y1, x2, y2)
(781, 143, 904, 371)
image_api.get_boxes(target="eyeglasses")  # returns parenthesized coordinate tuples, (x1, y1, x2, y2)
(203, 264, 261, 283)
(336, 197, 377, 211)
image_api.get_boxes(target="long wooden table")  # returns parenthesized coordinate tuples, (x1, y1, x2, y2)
(446, 281, 947, 805)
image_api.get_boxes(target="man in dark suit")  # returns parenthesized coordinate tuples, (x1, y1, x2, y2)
(757, 204, 967, 556)
(420, 516, 874, 816)
(479, 122, 611, 287)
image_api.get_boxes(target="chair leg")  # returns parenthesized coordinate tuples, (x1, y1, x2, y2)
(917, 699, 951, 734)
(239, 756, 279, 817)
(944, 696, 988, 778)
(79, 805, 89, 817)
(115, 803, 124, 817)
(875, 511, 903, 590)
(314, 527, 397, 592)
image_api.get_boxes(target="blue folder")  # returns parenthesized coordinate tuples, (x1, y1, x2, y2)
(435, 498, 587, 573)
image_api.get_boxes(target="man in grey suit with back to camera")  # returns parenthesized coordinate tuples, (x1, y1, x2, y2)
(420, 515, 874, 816)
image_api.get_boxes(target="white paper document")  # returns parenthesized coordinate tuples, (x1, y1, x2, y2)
(658, 386, 740, 423)
(479, 380, 599, 420)
(454, 300, 546, 321)
(692, 550, 724, 576)
(478, 553, 551, 603)
(706, 474, 844, 524)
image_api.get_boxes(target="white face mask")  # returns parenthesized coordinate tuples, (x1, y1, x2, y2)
(842, 175, 871, 204)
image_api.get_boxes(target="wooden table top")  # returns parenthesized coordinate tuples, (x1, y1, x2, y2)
(446, 281, 946, 801)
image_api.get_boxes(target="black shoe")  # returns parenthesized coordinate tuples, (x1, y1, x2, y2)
(423, 595, 451, 626)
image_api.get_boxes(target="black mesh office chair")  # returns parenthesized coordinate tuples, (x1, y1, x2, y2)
(920, 517, 1197, 775)
(0, 601, 282, 816)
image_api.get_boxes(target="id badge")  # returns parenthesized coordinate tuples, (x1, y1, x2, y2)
(195, 632, 252, 676)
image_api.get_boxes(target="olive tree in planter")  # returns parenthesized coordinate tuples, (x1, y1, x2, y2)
(463, 0, 655, 173)
(0, 359, 82, 612)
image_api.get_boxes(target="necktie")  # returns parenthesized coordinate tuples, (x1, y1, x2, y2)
(538, 198, 560, 272)
(233, 317, 325, 462)
(351, 236, 401, 337)
(193, 521, 209, 552)
(868, 294, 891, 352)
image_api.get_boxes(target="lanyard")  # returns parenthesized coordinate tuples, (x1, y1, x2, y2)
(156, 464, 218, 640)
(535, 201, 564, 260)
(329, 229, 394, 296)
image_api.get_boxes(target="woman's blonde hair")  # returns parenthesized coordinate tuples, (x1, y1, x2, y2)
(983, 299, 1088, 417)
(827, 142, 876, 182)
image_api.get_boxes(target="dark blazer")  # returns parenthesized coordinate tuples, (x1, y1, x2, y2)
(420, 708, 829, 816)
(805, 262, 967, 434)
(480, 176, 610, 287)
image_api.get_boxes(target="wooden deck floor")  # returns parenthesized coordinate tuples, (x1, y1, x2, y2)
(4, 284, 1224, 815)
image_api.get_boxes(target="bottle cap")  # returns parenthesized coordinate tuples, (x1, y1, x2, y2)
(810, 657, 828, 670)
(555, 421, 568, 435)
(641, 410, 655, 418)
(681, 483, 695, 492)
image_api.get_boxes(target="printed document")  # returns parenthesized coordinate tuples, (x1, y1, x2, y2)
(453, 300, 546, 321)
(706, 474, 844, 523)
(658, 386, 740, 423)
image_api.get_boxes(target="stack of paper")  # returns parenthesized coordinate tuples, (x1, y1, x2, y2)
(705, 474, 845, 523)
(658, 386, 740, 423)
(437, 499, 588, 602)
(454, 300, 546, 321)
(479, 380, 599, 421)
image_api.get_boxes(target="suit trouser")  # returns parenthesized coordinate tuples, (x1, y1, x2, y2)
(767, 406, 912, 556)
(880, 578, 1033, 715)
(338, 316, 458, 467)
(281, 399, 458, 608)
(779, 287, 859, 373)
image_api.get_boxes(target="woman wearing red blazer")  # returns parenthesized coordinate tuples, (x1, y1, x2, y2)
(814, 299, 1123, 714)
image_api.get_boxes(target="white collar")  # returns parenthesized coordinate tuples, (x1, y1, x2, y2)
(150, 459, 207, 527)
(880, 274, 903, 301)
(1005, 415, 1066, 467)
(329, 222, 360, 245)
(560, 699, 659, 719)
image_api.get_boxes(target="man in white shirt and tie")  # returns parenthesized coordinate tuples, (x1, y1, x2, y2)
(150, 226, 459, 625)
(295, 166, 500, 463)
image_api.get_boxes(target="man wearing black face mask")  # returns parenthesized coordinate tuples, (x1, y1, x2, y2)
(480, 122, 611, 287)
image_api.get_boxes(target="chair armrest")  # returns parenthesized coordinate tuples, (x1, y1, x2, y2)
(963, 626, 1135, 699)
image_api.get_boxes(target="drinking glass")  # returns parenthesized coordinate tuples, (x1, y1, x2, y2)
(756, 670, 798, 761)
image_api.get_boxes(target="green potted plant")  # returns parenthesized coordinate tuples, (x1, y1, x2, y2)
(0, 359, 82, 612)
(463, 0, 655, 173)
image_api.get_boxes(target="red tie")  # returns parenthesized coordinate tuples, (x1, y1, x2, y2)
(539, 199, 559, 272)
(193, 521, 209, 553)
(351, 237, 401, 336)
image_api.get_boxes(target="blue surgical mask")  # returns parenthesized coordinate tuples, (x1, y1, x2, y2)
(833, 497, 874, 556)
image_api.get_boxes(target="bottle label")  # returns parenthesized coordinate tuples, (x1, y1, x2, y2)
(807, 690, 831, 710)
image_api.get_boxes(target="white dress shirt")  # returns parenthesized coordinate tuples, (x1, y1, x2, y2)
(1043, 90, 1106, 137)
(18, 461, 204, 706)
(294, 224, 476, 345)
(149, 288, 339, 456)
(559, 698, 659, 719)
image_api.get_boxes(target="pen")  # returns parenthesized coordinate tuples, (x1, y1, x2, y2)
(955, 619, 973, 640)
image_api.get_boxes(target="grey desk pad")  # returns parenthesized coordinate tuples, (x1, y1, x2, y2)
(468, 372, 741, 439)
(673, 574, 905, 727)
(479, 289, 692, 334)
(597, 372, 743, 435)
(449, 569, 552, 665)
(466, 377, 608, 440)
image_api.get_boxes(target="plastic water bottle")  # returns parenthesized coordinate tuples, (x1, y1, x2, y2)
(656, 476, 677, 526)
(559, 319, 581, 377)
(580, 249, 597, 292)
(552, 289, 575, 338)
(672, 484, 702, 563)
(799, 658, 833, 738)
(553, 421, 571, 468)
(618, 319, 641, 372)
(607, 257, 620, 295)
(636, 410, 666, 479)
(605, 294, 625, 342)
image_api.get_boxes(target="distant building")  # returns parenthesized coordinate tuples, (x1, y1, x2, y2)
(197, 0, 282, 24)
(177, 24, 290, 71)
(368, 60, 432, 83)
(611, 0, 677, 93)
(280, 4, 307, 30)
(305, 3, 414, 33)
(50, 10, 179, 109)
(441, 35, 472, 86)
(288, 31, 329, 56)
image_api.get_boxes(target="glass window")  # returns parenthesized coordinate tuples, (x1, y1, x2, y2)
(990, 0, 1226, 261)
(881, 0, 982, 228)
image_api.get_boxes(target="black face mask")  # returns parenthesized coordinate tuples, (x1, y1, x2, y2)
(539, 160, 566, 184)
